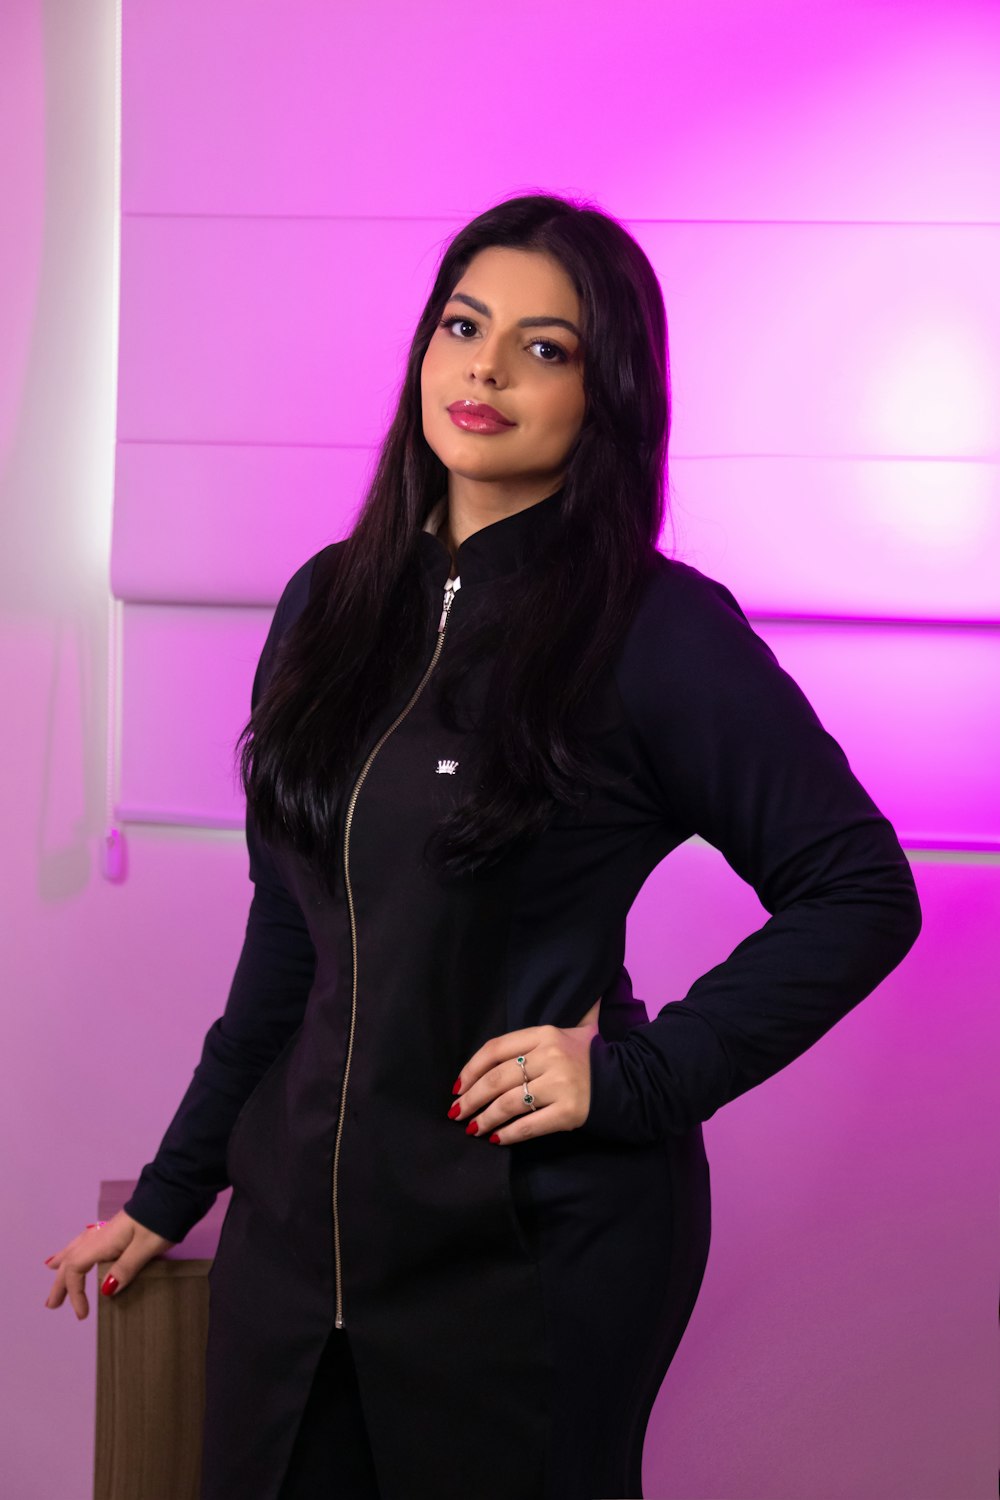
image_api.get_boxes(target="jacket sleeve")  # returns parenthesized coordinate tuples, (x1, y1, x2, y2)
(122, 565, 318, 1242)
(580, 560, 923, 1144)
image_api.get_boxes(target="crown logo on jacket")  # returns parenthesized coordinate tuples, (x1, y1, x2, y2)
(436, 758, 459, 775)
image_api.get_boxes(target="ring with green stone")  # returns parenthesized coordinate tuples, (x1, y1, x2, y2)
(515, 1054, 537, 1111)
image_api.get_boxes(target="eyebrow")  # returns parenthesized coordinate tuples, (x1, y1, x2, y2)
(445, 292, 581, 339)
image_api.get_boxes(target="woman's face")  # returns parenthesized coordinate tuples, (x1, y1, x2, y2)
(420, 246, 586, 503)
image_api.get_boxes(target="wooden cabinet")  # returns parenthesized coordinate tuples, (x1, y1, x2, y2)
(93, 1180, 230, 1500)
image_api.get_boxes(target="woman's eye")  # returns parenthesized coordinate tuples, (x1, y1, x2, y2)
(529, 339, 567, 364)
(437, 316, 568, 364)
(439, 316, 478, 339)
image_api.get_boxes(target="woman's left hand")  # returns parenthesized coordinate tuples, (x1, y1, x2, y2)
(448, 1019, 600, 1145)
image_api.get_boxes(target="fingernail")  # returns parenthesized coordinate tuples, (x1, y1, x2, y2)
(44, 1255, 54, 1264)
(452, 1077, 462, 1094)
(100, 1275, 118, 1297)
(489, 1133, 501, 1144)
(447, 1101, 461, 1119)
(465, 1120, 478, 1136)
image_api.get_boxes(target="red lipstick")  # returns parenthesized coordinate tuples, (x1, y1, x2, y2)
(447, 401, 515, 434)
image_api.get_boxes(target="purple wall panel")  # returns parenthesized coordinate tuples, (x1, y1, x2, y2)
(114, 442, 1000, 620)
(116, 216, 1000, 458)
(111, 441, 370, 604)
(116, 601, 1000, 849)
(116, 216, 441, 446)
(121, 0, 1000, 223)
(755, 621, 1000, 849)
(118, 603, 269, 826)
(669, 455, 1000, 622)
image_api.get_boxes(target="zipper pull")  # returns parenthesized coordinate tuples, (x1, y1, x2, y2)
(438, 575, 461, 633)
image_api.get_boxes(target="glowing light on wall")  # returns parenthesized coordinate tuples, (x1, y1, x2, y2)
(864, 456, 995, 557)
(867, 319, 996, 458)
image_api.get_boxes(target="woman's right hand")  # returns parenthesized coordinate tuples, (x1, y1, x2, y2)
(43, 1209, 177, 1320)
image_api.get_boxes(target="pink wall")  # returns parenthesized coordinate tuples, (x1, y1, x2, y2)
(5, 1, 997, 1496)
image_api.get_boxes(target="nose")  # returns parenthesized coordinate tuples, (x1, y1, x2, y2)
(466, 332, 507, 388)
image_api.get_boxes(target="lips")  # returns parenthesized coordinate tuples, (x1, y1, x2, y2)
(446, 401, 515, 426)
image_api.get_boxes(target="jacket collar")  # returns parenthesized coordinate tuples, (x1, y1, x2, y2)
(417, 485, 565, 589)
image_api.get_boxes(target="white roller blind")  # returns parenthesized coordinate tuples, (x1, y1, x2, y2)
(112, 1, 1000, 846)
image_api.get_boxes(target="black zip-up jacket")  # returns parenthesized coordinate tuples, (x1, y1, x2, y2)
(122, 488, 922, 1499)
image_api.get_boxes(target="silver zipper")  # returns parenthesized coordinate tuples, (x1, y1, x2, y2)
(333, 573, 461, 1328)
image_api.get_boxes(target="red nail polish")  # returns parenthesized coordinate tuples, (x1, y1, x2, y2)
(465, 1119, 478, 1135)
(452, 1077, 462, 1094)
(100, 1274, 118, 1297)
(489, 1133, 501, 1144)
(44, 1255, 55, 1264)
(447, 1102, 461, 1119)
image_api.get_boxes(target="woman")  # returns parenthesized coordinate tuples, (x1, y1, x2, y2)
(44, 193, 922, 1500)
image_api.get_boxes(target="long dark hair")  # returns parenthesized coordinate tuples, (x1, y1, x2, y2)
(236, 191, 672, 888)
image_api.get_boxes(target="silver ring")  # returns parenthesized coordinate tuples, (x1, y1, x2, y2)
(516, 1054, 537, 1111)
